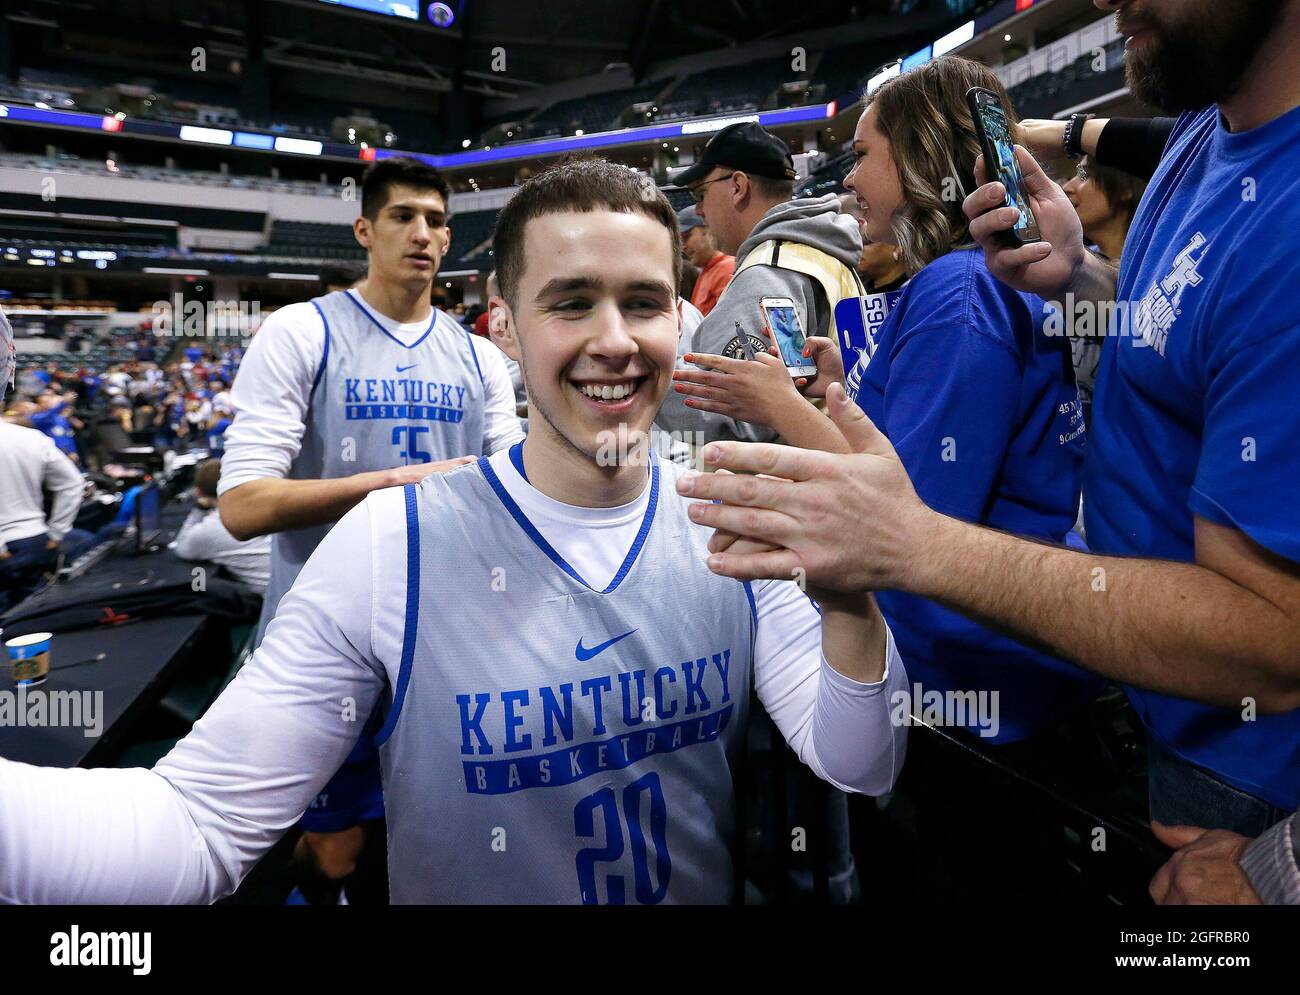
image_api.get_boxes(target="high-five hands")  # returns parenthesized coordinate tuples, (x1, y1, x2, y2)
(676, 382, 933, 595)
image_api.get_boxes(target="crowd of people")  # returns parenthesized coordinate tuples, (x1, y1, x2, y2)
(4, 338, 244, 466)
(0, 0, 1295, 908)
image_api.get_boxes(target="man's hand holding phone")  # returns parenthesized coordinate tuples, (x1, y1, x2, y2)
(962, 144, 1088, 300)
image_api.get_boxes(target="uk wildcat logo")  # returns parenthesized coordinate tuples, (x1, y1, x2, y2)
(1132, 232, 1208, 357)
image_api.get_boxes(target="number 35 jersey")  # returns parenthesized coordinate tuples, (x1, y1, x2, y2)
(262, 289, 487, 641)
(377, 454, 758, 904)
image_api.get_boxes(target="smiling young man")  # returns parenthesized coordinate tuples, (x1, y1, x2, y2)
(0, 158, 905, 905)
(214, 156, 523, 904)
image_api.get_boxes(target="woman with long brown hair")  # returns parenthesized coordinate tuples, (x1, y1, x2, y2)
(672, 55, 1101, 747)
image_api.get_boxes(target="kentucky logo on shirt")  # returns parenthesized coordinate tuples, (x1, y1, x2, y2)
(343, 372, 469, 423)
(1132, 231, 1208, 357)
(456, 647, 735, 795)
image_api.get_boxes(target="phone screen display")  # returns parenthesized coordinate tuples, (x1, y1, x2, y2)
(762, 304, 808, 369)
(975, 94, 1038, 241)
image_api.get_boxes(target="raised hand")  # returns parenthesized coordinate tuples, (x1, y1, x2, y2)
(676, 382, 933, 594)
(672, 348, 803, 428)
(962, 144, 1085, 299)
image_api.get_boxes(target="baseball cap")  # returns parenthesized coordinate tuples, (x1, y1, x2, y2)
(672, 122, 797, 188)
(676, 205, 706, 233)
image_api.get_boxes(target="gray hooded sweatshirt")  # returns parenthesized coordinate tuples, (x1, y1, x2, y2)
(655, 193, 862, 444)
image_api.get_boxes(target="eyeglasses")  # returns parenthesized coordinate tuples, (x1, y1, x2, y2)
(688, 172, 738, 205)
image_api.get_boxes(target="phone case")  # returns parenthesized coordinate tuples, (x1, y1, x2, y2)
(966, 86, 1041, 246)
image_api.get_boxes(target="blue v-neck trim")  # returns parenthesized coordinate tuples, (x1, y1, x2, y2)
(343, 290, 437, 350)
(509, 440, 528, 481)
(478, 453, 659, 595)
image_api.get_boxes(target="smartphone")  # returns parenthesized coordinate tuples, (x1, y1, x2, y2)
(966, 86, 1041, 245)
(759, 297, 817, 378)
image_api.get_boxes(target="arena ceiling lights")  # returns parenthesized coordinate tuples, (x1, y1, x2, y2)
(933, 20, 976, 57)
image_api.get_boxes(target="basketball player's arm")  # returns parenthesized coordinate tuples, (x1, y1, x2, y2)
(752, 579, 908, 796)
(219, 463, 464, 540)
(0, 502, 390, 903)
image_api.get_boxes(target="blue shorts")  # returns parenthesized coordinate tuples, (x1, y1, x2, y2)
(298, 733, 385, 833)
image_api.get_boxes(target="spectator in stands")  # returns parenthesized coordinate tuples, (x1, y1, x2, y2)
(676, 205, 734, 316)
(210, 379, 232, 418)
(0, 403, 84, 614)
(1060, 156, 1148, 417)
(696, 0, 1300, 841)
(28, 389, 82, 464)
(1061, 158, 1147, 265)
(172, 459, 270, 594)
(656, 122, 863, 445)
(677, 258, 700, 305)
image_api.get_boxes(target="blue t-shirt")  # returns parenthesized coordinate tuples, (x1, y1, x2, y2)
(184, 346, 203, 363)
(1085, 105, 1300, 811)
(207, 416, 231, 454)
(30, 406, 77, 456)
(850, 247, 1100, 741)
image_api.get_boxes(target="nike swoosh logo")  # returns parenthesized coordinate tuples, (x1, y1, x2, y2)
(396, 363, 418, 373)
(575, 628, 638, 662)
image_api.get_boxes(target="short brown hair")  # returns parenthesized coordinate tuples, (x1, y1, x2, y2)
(492, 157, 682, 307)
(361, 157, 450, 220)
(195, 458, 222, 499)
(868, 55, 1019, 273)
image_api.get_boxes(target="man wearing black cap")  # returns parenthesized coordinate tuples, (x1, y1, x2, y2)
(655, 122, 864, 446)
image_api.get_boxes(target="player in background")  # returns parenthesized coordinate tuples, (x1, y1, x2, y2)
(0, 158, 907, 905)
(216, 156, 523, 904)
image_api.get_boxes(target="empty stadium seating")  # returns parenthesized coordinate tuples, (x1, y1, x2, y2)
(265, 221, 366, 261)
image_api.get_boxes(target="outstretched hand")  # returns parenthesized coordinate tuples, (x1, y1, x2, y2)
(677, 382, 933, 594)
(672, 346, 803, 429)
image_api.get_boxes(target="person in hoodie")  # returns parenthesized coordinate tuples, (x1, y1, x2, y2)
(655, 122, 865, 446)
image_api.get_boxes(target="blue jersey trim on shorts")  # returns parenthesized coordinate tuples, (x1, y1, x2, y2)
(309, 301, 331, 396)
(343, 289, 436, 350)
(477, 453, 659, 595)
(375, 483, 422, 746)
